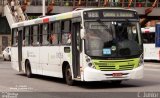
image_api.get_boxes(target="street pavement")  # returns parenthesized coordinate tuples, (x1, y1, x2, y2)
(0, 57, 160, 98)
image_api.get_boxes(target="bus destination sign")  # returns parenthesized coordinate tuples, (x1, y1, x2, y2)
(84, 10, 137, 19)
(103, 11, 134, 17)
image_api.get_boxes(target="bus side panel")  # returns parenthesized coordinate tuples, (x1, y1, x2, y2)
(59, 46, 72, 77)
(144, 44, 160, 61)
(23, 47, 40, 74)
(40, 46, 62, 77)
(11, 47, 19, 71)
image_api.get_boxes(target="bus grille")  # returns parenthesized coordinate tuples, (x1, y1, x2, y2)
(94, 62, 135, 71)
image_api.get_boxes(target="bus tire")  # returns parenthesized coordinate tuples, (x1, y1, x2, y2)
(3, 55, 6, 61)
(65, 65, 74, 86)
(8, 55, 11, 61)
(25, 61, 32, 78)
(111, 80, 122, 85)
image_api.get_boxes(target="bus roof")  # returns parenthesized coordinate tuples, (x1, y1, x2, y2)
(11, 8, 137, 28)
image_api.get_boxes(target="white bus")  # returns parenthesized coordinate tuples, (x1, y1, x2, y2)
(11, 8, 143, 85)
(142, 26, 160, 61)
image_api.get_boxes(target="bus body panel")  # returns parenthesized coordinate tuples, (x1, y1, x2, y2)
(83, 58, 143, 81)
(23, 47, 39, 74)
(141, 27, 160, 61)
(11, 47, 19, 71)
(83, 65, 143, 81)
(143, 44, 160, 61)
(41, 46, 62, 77)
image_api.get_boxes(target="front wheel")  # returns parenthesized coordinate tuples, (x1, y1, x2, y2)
(65, 65, 74, 86)
(8, 55, 11, 61)
(25, 61, 33, 78)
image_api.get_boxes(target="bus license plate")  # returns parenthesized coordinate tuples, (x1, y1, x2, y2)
(112, 73, 122, 77)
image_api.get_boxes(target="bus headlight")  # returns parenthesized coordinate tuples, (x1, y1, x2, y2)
(85, 56, 96, 69)
(88, 62, 96, 69)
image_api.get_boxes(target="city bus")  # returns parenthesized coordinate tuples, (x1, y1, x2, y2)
(142, 26, 160, 61)
(11, 8, 143, 85)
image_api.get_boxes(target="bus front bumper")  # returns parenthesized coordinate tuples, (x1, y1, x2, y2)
(83, 65, 143, 81)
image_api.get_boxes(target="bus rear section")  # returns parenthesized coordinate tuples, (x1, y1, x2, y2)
(142, 27, 160, 61)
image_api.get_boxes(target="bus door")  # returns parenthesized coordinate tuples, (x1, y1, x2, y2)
(156, 24, 160, 47)
(18, 28, 23, 71)
(71, 18, 81, 78)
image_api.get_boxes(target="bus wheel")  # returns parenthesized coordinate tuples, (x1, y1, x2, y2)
(25, 61, 32, 78)
(111, 80, 122, 85)
(8, 55, 11, 61)
(3, 55, 6, 61)
(65, 65, 74, 86)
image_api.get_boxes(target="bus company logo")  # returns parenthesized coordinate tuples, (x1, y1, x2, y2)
(116, 65, 119, 70)
(1, 92, 18, 98)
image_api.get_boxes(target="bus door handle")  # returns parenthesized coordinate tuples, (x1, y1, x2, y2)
(64, 47, 71, 53)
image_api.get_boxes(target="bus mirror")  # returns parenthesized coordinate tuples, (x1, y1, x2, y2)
(80, 29, 85, 39)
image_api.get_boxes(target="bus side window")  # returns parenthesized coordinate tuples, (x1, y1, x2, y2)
(12, 28, 18, 46)
(61, 20, 71, 45)
(30, 26, 33, 46)
(42, 24, 49, 45)
(50, 22, 59, 45)
(32, 25, 39, 46)
(23, 28, 25, 46)
(24, 27, 30, 46)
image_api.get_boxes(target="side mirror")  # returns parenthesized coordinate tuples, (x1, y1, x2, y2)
(80, 29, 85, 39)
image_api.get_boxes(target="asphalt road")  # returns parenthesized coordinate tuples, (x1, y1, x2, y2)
(0, 59, 160, 98)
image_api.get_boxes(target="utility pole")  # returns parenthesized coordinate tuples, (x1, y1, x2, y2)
(42, 0, 45, 16)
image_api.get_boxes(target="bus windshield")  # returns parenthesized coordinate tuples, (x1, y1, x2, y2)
(84, 21, 142, 58)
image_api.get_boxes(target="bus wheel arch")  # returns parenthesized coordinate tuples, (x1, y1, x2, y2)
(62, 61, 74, 86)
(25, 59, 32, 78)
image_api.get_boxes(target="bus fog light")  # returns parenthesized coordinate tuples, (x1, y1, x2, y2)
(88, 63, 96, 69)
(86, 58, 91, 62)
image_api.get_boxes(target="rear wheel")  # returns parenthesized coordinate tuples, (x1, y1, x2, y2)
(65, 65, 74, 86)
(3, 55, 6, 61)
(25, 61, 32, 78)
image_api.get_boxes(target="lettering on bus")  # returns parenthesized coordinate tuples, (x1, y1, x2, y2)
(27, 51, 36, 58)
(83, 10, 137, 19)
(103, 11, 134, 17)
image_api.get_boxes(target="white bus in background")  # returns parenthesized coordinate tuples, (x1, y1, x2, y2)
(11, 8, 143, 85)
(141, 26, 160, 61)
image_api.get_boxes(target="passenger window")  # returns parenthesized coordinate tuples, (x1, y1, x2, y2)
(61, 20, 71, 45)
(50, 22, 60, 45)
(42, 24, 49, 45)
(12, 29, 18, 46)
(24, 27, 30, 46)
(32, 25, 39, 45)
